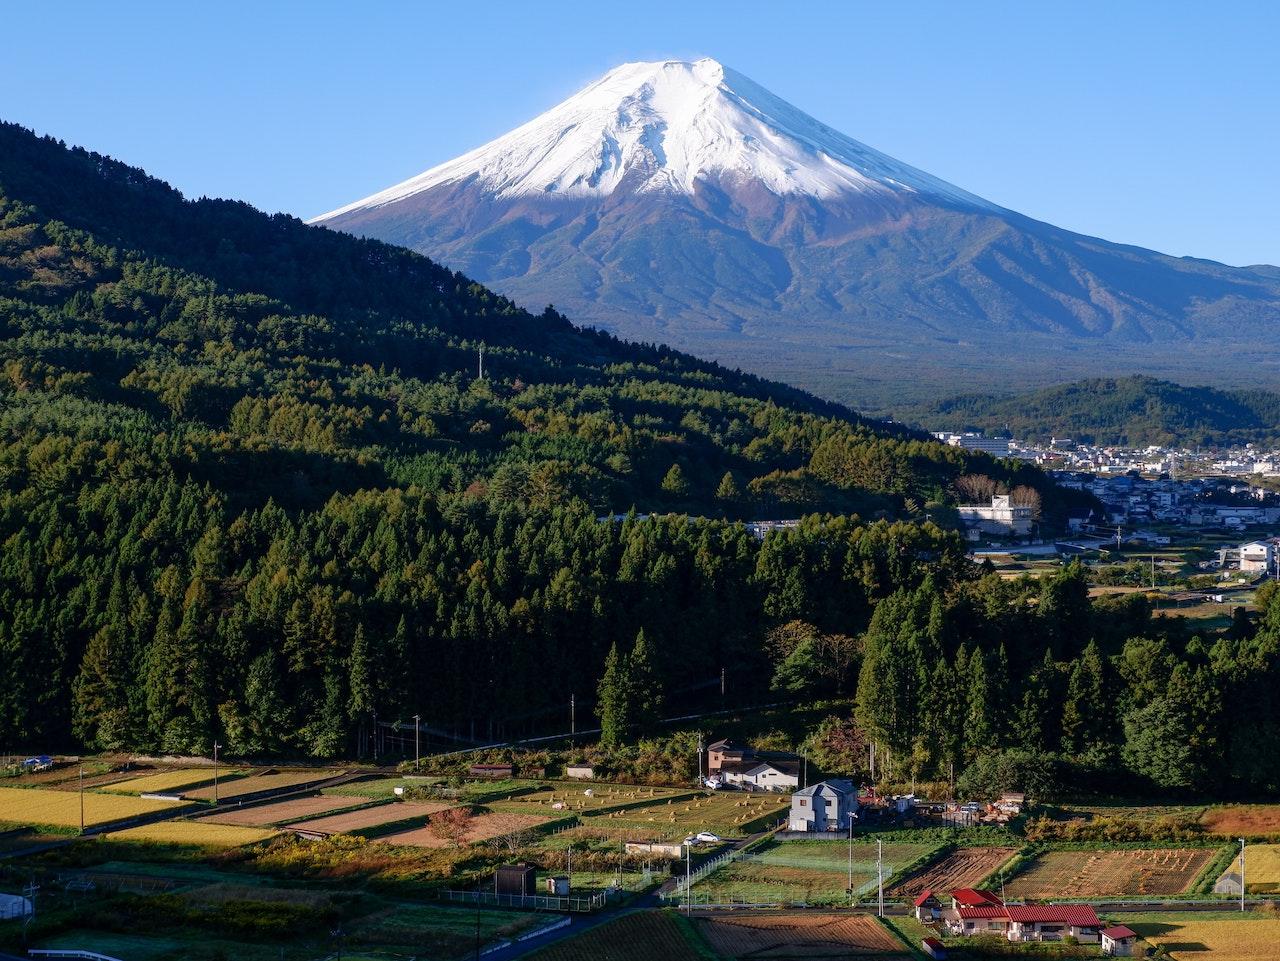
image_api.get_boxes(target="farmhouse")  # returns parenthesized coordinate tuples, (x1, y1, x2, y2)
(718, 758, 801, 792)
(945, 903, 1101, 943)
(914, 890, 943, 921)
(707, 739, 751, 773)
(788, 779, 858, 832)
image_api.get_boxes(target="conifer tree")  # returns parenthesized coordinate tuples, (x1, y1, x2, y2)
(629, 628, 664, 734)
(597, 641, 633, 749)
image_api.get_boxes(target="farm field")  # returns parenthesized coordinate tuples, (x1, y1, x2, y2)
(1202, 805, 1280, 837)
(108, 769, 233, 795)
(696, 841, 934, 905)
(0, 785, 182, 828)
(1121, 911, 1280, 960)
(1004, 848, 1217, 898)
(887, 846, 1017, 898)
(697, 911, 911, 958)
(184, 769, 342, 800)
(487, 783, 690, 815)
(598, 792, 789, 839)
(1220, 843, 1279, 892)
(31, 902, 539, 961)
(105, 821, 277, 847)
(204, 794, 374, 826)
(528, 910, 705, 961)
(381, 811, 549, 848)
(289, 800, 452, 835)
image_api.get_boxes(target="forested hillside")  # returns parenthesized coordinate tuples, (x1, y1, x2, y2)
(2, 124, 1278, 799)
(903, 375, 1280, 448)
(0, 122, 1051, 754)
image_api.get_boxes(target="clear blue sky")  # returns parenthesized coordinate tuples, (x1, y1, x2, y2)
(4, 0, 1278, 266)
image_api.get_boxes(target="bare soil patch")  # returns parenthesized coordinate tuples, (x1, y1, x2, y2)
(205, 794, 372, 826)
(287, 801, 453, 835)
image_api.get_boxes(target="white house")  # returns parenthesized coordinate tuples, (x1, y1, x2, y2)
(788, 779, 858, 832)
(1240, 540, 1275, 574)
(956, 495, 1033, 537)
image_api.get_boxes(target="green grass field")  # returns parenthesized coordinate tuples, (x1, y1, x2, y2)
(592, 793, 788, 839)
(694, 840, 935, 905)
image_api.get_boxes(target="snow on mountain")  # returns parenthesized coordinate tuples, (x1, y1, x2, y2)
(313, 58, 995, 220)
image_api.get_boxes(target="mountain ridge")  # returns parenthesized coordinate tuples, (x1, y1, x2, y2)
(900, 375, 1280, 448)
(314, 59, 1280, 409)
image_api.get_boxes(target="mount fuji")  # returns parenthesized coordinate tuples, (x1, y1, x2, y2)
(313, 59, 1280, 409)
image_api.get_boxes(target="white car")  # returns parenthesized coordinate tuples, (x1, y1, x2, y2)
(695, 832, 721, 843)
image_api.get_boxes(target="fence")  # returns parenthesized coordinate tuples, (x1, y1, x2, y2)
(440, 887, 607, 913)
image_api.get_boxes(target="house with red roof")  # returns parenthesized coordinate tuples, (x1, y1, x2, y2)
(1100, 924, 1139, 956)
(914, 889, 943, 921)
(949, 888, 1003, 910)
(945, 903, 1102, 943)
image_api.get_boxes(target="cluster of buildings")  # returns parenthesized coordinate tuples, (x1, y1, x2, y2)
(1053, 470, 1280, 530)
(704, 738, 801, 792)
(915, 889, 1139, 954)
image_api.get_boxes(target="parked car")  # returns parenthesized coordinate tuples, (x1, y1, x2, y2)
(695, 832, 721, 843)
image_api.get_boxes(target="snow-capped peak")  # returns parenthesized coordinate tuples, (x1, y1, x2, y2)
(312, 58, 994, 220)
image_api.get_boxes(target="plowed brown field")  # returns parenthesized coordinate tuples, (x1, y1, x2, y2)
(287, 801, 452, 835)
(888, 846, 1016, 898)
(205, 794, 373, 826)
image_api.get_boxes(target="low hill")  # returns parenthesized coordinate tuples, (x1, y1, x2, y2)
(901, 376, 1280, 448)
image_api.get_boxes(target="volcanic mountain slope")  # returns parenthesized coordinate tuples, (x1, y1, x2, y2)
(314, 58, 1280, 410)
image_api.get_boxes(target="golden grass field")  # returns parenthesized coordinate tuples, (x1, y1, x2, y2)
(1125, 914, 1280, 960)
(107, 820, 277, 847)
(1217, 844, 1280, 893)
(0, 786, 180, 828)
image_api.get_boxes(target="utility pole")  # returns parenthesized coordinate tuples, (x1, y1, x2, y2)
(1240, 838, 1247, 912)
(720, 666, 726, 699)
(570, 694, 575, 736)
(412, 714, 420, 771)
(478, 344, 485, 380)
(373, 711, 378, 761)
(685, 844, 692, 915)
(213, 741, 221, 805)
(876, 838, 884, 917)
(847, 811, 854, 906)
(78, 764, 84, 835)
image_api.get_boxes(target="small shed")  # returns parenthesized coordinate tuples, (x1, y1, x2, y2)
(922, 936, 947, 959)
(469, 763, 514, 779)
(1215, 871, 1243, 895)
(494, 863, 536, 897)
(1100, 925, 1138, 957)
(0, 893, 33, 920)
(564, 764, 595, 780)
(545, 875, 570, 896)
